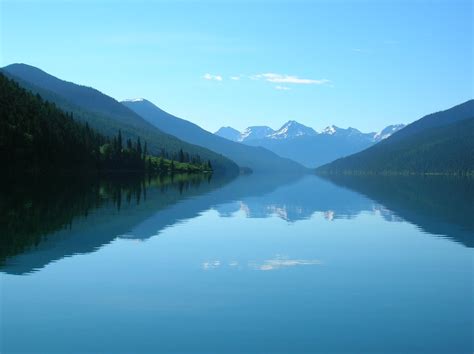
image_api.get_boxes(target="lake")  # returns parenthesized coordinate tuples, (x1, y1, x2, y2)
(1, 173, 472, 353)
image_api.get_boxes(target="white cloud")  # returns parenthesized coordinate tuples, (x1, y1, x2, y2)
(253, 73, 329, 85)
(203, 73, 223, 81)
(275, 85, 291, 91)
(230, 76, 241, 80)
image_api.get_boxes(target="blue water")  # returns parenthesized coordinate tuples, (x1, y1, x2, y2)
(1, 174, 472, 353)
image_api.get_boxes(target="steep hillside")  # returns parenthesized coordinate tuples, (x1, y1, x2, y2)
(122, 99, 307, 173)
(1, 64, 238, 175)
(317, 101, 474, 175)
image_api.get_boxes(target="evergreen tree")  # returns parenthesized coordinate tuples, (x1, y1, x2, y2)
(143, 141, 148, 160)
(137, 137, 142, 159)
(0, 72, 211, 175)
(117, 130, 123, 153)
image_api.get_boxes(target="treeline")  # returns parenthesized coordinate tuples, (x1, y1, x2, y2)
(317, 117, 474, 176)
(0, 73, 211, 174)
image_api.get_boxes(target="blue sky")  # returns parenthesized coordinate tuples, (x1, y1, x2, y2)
(1, 0, 472, 133)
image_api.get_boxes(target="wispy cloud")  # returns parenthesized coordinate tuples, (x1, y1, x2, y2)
(202, 72, 329, 88)
(203, 73, 223, 81)
(252, 73, 330, 85)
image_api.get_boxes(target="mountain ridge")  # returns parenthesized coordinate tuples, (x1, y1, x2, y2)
(121, 98, 308, 173)
(215, 120, 405, 168)
(316, 100, 474, 175)
(216, 121, 405, 143)
(1, 63, 241, 174)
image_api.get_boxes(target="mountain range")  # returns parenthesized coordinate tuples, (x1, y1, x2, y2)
(121, 98, 306, 173)
(215, 121, 405, 167)
(317, 100, 474, 175)
(1, 64, 240, 174)
(1, 63, 307, 174)
(2, 63, 471, 176)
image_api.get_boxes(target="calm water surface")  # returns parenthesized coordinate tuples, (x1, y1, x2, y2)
(1, 173, 472, 353)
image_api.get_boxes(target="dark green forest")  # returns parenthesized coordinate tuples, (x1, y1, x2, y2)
(1, 64, 240, 175)
(317, 101, 474, 176)
(0, 73, 211, 174)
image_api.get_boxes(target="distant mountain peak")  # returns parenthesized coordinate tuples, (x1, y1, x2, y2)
(214, 126, 241, 141)
(321, 125, 339, 135)
(240, 126, 275, 141)
(216, 126, 239, 132)
(321, 125, 366, 138)
(317, 101, 474, 174)
(373, 124, 406, 142)
(269, 120, 317, 139)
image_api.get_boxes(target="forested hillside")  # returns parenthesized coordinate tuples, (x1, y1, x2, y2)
(0, 73, 212, 174)
(1, 64, 239, 175)
(122, 98, 307, 173)
(317, 101, 474, 175)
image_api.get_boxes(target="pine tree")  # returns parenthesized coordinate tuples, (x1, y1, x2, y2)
(137, 137, 142, 158)
(143, 141, 148, 160)
(117, 130, 123, 153)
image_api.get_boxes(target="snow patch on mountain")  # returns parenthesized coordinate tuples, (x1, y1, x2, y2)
(215, 121, 405, 144)
(269, 120, 318, 140)
(373, 124, 406, 142)
(240, 126, 275, 141)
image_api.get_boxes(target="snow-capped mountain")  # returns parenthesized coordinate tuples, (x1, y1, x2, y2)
(216, 121, 404, 143)
(215, 121, 317, 142)
(320, 125, 365, 137)
(214, 120, 406, 168)
(268, 120, 318, 140)
(214, 126, 275, 142)
(320, 124, 405, 141)
(372, 124, 406, 142)
(240, 126, 275, 141)
(321, 125, 338, 135)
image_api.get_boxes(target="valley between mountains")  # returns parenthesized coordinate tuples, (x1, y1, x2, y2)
(2, 63, 473, 176)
